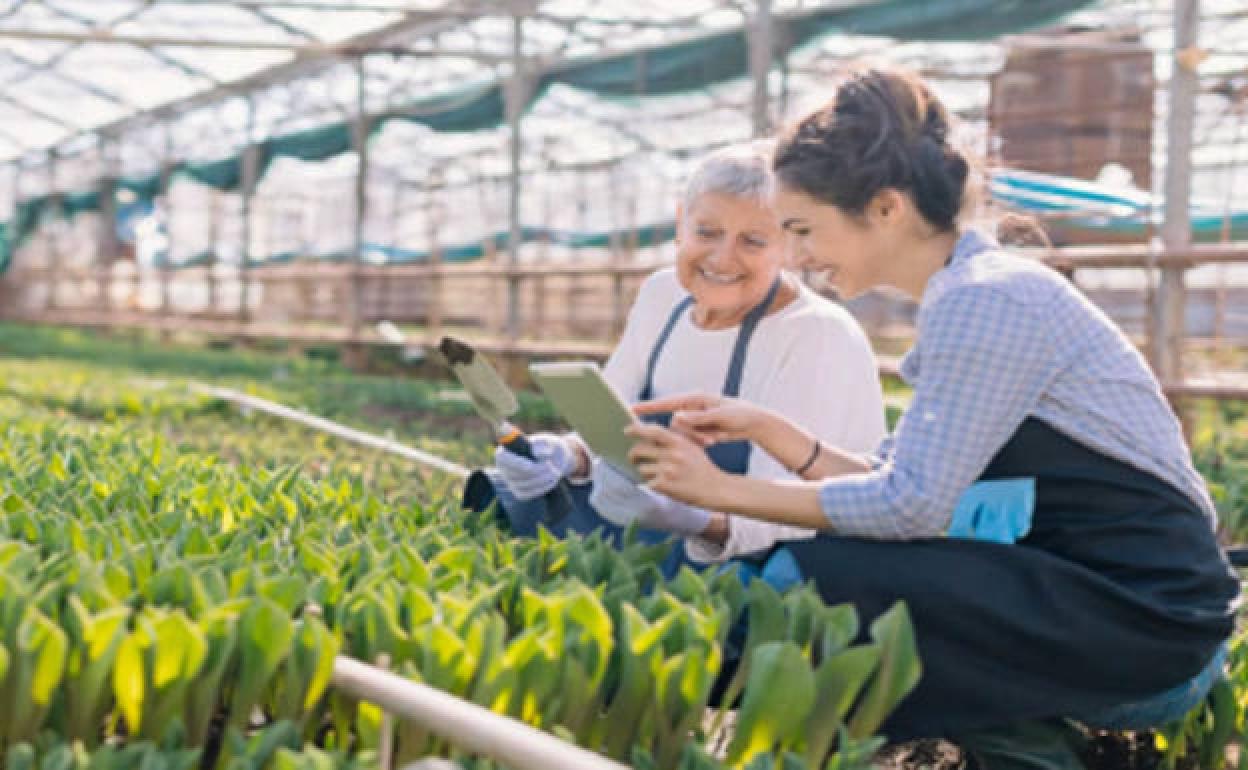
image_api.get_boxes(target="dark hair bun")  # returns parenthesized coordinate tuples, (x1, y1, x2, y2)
(774, 68, 972, 232)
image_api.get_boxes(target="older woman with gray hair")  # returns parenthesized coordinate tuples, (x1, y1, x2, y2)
(467, 140, 885, 573)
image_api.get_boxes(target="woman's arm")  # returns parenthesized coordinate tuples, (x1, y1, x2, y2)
(638, 395, 873, 480)
(627, 422, 831, 529)
(752, 411, 873, 479)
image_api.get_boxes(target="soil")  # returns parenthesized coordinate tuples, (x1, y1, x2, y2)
(876, 731, 1190, 770)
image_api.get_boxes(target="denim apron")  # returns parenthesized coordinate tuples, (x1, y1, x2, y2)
(463, 276, 783, 577)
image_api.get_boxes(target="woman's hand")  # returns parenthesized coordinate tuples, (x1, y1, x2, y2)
(634, 392, 771, 447)
(626, 422, 731, 509)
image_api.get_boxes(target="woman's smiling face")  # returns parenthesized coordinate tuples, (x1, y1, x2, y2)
(675, 191, 783, 328)
(773, 183, 886, 300)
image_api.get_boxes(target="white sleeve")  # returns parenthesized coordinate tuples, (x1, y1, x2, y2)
(685, 306, 887, 563)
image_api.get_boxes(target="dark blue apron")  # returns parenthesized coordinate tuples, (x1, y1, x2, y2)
(463, 277, 783, 577)
(774, 417, 1238, 739)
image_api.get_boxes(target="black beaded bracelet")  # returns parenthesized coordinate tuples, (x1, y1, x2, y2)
(794, 439, 821, 476)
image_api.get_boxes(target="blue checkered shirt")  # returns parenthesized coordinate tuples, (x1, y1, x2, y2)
(819, 229, 1217, 539)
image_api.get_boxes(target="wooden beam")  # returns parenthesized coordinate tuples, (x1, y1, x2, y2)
(504, 11, 527, 340)
(747, 0, 773, 138)
(348, 56, 371, 338)
(1154, 0, 1200, 383)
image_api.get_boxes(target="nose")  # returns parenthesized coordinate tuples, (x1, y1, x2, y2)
(705, 238, 735, 267)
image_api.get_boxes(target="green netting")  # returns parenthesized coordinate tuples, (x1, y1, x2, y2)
(262, 122, 354, 168)
(119, 173, 164, 204)
(789, 0, 1097, 47)
(181, 156, 242, 192)
(0, 222, 9, 276)
(13, 195, 56, 247)
(63, 190, 101, 218)
(386, 82, 507, 133)
(543, 222, 677, 249)
(3, 0, 1102, 266)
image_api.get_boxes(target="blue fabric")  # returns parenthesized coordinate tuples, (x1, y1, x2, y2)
(759, 547, 804, 592)
(1076, 644, 1228, 730)
(946, 478, 1036, 545)
(481, 466, 697, 577)
(720, 547, 803, 593)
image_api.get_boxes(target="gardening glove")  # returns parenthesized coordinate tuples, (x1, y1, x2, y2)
(493, 432, 577, 502)
(589, 458, 712, 536)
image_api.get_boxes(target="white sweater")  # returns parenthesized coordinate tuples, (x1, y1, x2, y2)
(603, 267, 886, 562)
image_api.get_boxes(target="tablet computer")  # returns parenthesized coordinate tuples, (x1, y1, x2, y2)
(528, 361, 641, 482)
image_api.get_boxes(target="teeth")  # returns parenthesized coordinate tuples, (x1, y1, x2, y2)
(699, 268, 743, 285)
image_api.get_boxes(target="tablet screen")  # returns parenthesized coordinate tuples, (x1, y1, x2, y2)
(529, 361, 641, 482)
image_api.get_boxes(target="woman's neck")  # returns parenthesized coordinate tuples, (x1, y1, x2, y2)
(892, 229, 960, 301)
(692, 275, 798, 330)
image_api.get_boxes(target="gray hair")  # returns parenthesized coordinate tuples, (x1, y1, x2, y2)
(682, 139, 776, 211)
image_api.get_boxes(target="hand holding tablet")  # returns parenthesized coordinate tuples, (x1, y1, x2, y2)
(528, 361, 642, 482)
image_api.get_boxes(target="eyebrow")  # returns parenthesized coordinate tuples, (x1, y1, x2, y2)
(780, 218, 806, 230)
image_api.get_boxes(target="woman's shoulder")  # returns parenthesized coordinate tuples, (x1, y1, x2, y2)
(633, 266, 687, 309)
(780, 281, 870, 336)
(760, 281, 874, 360)
(929, 244, 1070, 314)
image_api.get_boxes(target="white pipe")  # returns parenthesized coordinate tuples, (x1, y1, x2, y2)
(331, 656, 631, 770)
(190, 383, 470, 479)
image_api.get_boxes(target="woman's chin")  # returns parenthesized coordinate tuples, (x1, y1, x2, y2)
(690, 290, 755, 326)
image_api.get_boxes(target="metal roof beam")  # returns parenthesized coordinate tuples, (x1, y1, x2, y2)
(8, 3, 475, 162)
(137, 0, 433, 11)
(32, 0, 226, 90)
(0, 90, 81, 132)
(0, 49, 136, 108)
(239, 4, 321, 42)
(0, 26, 506, 59)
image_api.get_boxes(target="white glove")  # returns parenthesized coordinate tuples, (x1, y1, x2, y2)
(588, 459, 712, 536)
(493, 433, 577, 501)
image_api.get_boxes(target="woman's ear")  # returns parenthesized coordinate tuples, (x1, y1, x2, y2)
(866, 188, 907, 227)
(673, 202, 684, 244)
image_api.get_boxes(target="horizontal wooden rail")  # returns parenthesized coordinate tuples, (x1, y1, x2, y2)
(331, 656, 630, 770)
(11, 242, 1248, 281)
(6, 310, 1243, 401)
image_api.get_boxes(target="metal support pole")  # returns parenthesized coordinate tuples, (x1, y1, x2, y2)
(426, 181, 444, 342)
(504, 12, 527, 340)
(349, 55, 371, 340)
(45, 151, 60, 311)
(8, 162, 21, 312)
(239, 98, 259, 325)
(1154, 0, 1199, 390)
(207, 189, 220, 316)
(747, 0, 774, 137)
(97, 140, 120, 312)
(160, 128, 176, 324)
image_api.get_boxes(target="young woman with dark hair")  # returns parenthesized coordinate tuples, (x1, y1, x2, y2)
(627, 69, 1238, 769)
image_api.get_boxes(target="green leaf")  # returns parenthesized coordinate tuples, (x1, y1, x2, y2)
(846, 602, 922, 741)
(727, 641, 815, 766)
(24, 610, 68, 707)
(228, 598, 294, 727)
(803, 644, 882, 766)
(114, 631, 146, 733)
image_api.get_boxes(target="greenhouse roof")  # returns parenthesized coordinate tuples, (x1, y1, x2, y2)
(0, 0, 1104, 167)
(3, 0, 1248, 242)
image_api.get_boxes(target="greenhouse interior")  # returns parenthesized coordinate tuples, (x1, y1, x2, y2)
(1, 1, 1248, 769)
